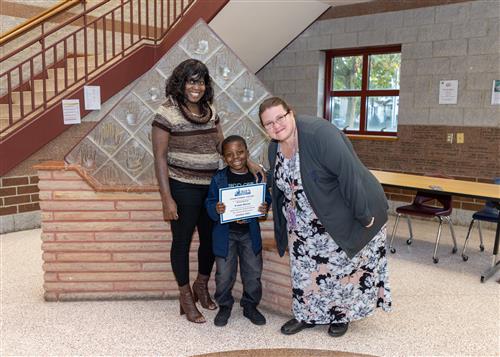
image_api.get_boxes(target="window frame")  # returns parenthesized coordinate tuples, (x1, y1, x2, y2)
(324, 44, 402, 137)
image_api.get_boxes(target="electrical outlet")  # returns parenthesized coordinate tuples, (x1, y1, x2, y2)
(447, 133, 454, 144)
(457, 133, 464, 144)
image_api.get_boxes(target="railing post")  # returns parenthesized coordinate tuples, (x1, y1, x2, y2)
(83, 0, 88, 81)
(41, 23, 47, 109)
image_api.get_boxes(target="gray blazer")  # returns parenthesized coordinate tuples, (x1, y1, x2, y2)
(268, 115, 388, 259)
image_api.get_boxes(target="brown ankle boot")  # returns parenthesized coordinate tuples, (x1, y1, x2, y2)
(192, 274, 217, 310)
(179, 284, 205, 323)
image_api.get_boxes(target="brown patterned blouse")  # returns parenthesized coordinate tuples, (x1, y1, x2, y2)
(152, 96, 220, 185)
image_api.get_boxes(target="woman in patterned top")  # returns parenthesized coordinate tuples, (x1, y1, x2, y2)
(259, 97, 392, 337)
(152, 59, 263, 324)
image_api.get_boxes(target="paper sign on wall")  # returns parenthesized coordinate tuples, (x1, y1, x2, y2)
(439, 80, 458, 105)
(62, 99, 81, 124)
(84, 85, 101, 110)
(491, 80, 500, 105)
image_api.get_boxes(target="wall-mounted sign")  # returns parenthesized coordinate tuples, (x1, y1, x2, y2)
(491, 80, 500, 105)
(439, 80, 458, 105)
(84, 85, 101, 110)
(62, 99, 81, 124)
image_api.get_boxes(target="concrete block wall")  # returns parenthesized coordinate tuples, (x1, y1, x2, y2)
(257, 0, 499, 126)
(36, 162, 293, 317)
(256, 0, 500, 208)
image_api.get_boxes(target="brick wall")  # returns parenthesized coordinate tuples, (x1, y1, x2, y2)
(37, 162, 293, 316)
(0, 175, 40, 216)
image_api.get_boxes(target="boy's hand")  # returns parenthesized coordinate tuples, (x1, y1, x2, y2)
(216, 202, 226, 214)
(258, 202, 268, 214)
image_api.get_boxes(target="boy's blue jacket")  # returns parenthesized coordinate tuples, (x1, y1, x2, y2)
(205, 167, 272, 258)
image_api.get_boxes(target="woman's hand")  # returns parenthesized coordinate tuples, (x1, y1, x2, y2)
(247, 159, 266, 182)
(258, 202, 268, 214)
(216, 202, 226, 214)
(162, 197, 178, 221)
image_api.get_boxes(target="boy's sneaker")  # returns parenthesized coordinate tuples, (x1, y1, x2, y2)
(214, 306, 232, 327)
(243, 305, 266, 325)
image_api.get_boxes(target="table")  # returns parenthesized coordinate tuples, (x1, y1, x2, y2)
(371, 170, 500, 283)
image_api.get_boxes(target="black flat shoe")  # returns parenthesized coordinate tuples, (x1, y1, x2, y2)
(243, 305, 266, 325)
(328, 322, 349, 337)
(280, 318, 315, 335)
(214, 306, 232, 327)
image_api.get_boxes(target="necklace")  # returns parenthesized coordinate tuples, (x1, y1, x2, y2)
(184, 105, 204, 117)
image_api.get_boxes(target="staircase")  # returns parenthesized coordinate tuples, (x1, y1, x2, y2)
(0, 0, 229, 175)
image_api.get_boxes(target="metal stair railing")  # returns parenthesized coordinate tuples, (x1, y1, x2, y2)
(0, 0, 195, 136)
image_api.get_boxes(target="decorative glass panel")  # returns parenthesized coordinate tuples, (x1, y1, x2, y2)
(88, 117, 130, 155)
(331, 96, 360, 131)
(332, 56, 362, 91)
(366, 96, 399, 132)
(65, 20, 273, 188)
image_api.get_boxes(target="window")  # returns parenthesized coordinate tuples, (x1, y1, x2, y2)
(324, 45, 401, 137)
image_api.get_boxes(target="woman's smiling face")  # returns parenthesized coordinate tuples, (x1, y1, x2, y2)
(260, 104, 296, 143)
(184, 76, 206, 104)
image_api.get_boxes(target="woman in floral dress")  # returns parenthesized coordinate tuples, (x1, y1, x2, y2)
(259, 97, 391, 337)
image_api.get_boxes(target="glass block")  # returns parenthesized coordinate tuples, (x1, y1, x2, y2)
(250, 138, 270, 171)
(111, 93, 154, 133)
(88, 117, 130, 155)
(93, 160, 134, 186)
(206, 47, 246, 90)
(135, 117, 153, 150)
(226, 119, 267, 151)
(226, 71, 267, 112)
(178, 22, 222, 61)
(212, 80, 223, 99)
(113, 138, 153, 178)
(247, 99, 271, 128)
(66, 137, 108, 173)
(156, 45, 190, 79)
(135, 163, 157, 186)
(214, 92, 245, 130)
(133, 69, 167, 111)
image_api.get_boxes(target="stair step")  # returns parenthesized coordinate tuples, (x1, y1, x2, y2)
(33, 76, 76, 92)
(0, 104, 22, 120)
(11, 91, 53, 105)
(47, 68, 80, 85)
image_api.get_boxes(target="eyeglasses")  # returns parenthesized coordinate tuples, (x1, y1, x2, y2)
(263, 111, 290, 130)
(186, 79, 205, 87)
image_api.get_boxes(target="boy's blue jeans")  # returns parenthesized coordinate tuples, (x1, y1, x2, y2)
(214, 230, 263, 309)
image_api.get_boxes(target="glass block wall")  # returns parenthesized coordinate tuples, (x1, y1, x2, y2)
(65, 20, 272, 188)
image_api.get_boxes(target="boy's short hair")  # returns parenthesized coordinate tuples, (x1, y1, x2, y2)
(221, 135, 247, 154)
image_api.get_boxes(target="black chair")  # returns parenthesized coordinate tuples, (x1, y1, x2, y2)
(389, 175, 458, 264)
(461, 177, 500, 261)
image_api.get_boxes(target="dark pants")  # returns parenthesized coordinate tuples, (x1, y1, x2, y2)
(214, 230, 263, 309)
(169, 179, 214, 286)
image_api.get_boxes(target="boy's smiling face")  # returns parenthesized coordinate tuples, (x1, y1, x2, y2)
(223, 140, 249, 174)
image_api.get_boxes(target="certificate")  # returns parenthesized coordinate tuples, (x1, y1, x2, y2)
(219, 183, 266, 224)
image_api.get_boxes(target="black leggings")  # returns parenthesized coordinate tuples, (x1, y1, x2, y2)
(169, 179, 214, 286)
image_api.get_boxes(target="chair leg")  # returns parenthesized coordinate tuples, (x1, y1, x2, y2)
(461, 219, 475, 261)
(432, 217, 444, 264)
(406, 216, 414, 245)
(477, 221, 485, 252)
(447, 217, 458, 254)
(389, 214, 401, 253)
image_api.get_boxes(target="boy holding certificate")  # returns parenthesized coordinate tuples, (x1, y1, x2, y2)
(205, 135, 271, 327)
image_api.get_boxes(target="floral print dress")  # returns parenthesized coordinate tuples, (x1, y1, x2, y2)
(274, 150, 392, 324)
